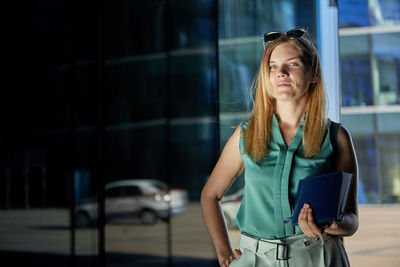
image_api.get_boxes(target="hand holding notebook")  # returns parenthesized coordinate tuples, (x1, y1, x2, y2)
(292, 171, 353, 226)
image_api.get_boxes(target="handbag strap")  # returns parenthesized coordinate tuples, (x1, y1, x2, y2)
(329, 119, 341, 156)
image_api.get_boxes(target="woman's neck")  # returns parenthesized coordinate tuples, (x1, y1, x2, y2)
(275, 99, 306, 128)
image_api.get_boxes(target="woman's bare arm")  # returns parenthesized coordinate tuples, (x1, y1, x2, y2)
(298, 125, 359, 237)
(324, 125, 359, 236)
(200, 126, 245, 266)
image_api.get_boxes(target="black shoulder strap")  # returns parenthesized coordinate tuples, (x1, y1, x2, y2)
(330, 120, 341, 154)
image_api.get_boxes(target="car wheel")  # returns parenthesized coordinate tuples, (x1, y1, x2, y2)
(76, 211, 93, 228)
(140, 210, 158, 225)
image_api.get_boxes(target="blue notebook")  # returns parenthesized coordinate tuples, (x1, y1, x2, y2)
(292, 172, 353, 226)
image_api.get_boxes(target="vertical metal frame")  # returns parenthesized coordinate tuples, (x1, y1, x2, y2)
(98, 0, 106, 266)
(317, 0, 341, 122)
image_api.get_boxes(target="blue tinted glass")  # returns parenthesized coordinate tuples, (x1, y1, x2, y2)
(341, 56, 373, 106)
(339, 0, 400, 27)
(339, 0, 400, 206)
(338, 0, 369, 27)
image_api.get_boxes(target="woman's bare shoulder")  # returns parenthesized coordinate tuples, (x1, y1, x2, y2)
(336, 124, 357, 173)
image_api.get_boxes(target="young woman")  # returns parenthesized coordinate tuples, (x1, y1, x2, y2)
(201, 28, 358, 267)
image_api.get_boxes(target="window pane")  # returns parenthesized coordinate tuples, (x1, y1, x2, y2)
(103, 1, 218, 266)
(352, 135, 379, 203)
(339, 0, 400, 204)
(372, 33, 400, 106)
(2, 0, 100, 266)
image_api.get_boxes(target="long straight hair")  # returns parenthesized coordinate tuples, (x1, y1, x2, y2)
(243, 36, 327, 161)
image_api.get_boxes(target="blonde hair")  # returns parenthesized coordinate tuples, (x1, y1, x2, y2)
(243, 36, 327, 161)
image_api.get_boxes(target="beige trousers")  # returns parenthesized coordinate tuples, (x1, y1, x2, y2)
(230, 232, 350, 267)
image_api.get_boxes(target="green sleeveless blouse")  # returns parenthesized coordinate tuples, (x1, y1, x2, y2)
(236, 115, 339, 239)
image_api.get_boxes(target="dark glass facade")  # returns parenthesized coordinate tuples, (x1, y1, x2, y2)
(2, 1, 218, 266)
(1, 0, 353, 266)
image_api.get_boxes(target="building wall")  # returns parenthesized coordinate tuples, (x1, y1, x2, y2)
(338, 0, 400, 203)
(3, 1, 397, 266)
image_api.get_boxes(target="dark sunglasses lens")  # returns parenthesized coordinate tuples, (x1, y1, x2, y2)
(286, 29, 305, 38)
(263, 32, 282, 43)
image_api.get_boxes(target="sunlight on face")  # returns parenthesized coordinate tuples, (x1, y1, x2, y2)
(268, 41, 313, 102)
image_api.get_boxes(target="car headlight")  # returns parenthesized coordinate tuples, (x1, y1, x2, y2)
(163, 194, 172, 202)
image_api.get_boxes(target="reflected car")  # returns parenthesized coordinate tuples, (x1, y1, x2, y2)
(221, 189, 243, 230)
(75, 179, 189, 227)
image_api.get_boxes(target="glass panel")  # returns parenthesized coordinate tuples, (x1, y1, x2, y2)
(339, 35, 373, 106)
(103, 1, 168, 266)
(339, 0, 400, 204)
(103, 1, 218, 266)
(379, 133, 400, 203)
(371, 33, 400, 106)
(0, 151, 73, 266)
(71, 1, 99, 265)
(2, 0, 99, 266)
(352, 135, 379, 203)
(341, 112, 400, 204)
(339, 0, 400, 27)
(368, 0, 400, 26)
(338, 0, 370, 28)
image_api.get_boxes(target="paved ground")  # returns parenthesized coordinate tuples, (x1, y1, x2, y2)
(227, 205, 400, 267)
(343, 205, 400, 267)
(0, 204, 399, 266)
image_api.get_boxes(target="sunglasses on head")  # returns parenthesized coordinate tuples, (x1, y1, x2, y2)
(262, 27, 308, 49)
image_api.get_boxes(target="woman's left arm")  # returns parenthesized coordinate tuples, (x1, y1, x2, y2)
(324, 125, 359, 236)
(299, 125, 359, 238)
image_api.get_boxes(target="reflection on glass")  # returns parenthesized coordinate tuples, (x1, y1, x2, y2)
(340, 53, 373, 106)
(0, 152, 74, 265)
(339, 0, 400, 27)
(352, 135, 379, 203)
(379, 134, 400, 203)
(342, 112, 400, 204)
(372, 33, 400, 105)
(104, 0, 219, 266)
(2, 0, 100, 265)
(339, 0, 400, 204)
(76, 179, 188, 227)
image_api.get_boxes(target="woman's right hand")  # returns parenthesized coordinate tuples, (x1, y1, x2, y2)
(220, 249, 242, 266)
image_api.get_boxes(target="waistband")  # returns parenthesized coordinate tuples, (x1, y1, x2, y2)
(239, 232, 334, 260)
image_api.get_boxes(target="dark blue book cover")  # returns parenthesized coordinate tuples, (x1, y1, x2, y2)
(292, 172, 353, 226)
